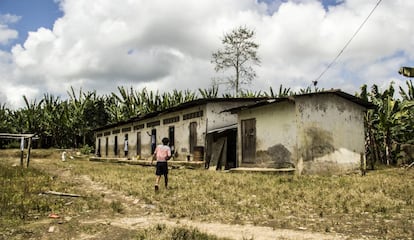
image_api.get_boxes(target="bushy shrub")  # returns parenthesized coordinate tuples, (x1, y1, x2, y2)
(80, 144, 93, 155)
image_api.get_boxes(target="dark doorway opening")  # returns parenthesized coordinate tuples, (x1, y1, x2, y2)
(105, 137, 108, 156)
(136, 132, 141, 157)
(97, 138, 101, 157)
(151, 129, 156, 154)
(206, 127, 238, 170)
(114, 136, 118, 156)
(169, 126, 175, 154)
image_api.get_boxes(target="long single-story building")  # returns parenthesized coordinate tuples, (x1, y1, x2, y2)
(94, 90, 372, 175)
(230, 90, 372, 175)
(94, 98, 264, 166)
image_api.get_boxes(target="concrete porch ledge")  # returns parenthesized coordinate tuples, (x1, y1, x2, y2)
(228, 167, 295, 174)
(89, 157, 205, 169)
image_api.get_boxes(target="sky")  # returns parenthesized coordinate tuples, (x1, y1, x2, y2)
(0, 0, 413, 109)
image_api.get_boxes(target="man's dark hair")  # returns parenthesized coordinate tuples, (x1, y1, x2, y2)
(162, 137, 169, 145)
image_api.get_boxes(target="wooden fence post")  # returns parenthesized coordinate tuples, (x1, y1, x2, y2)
(26, 137, 32, 168)
(20, 137, 24, 167)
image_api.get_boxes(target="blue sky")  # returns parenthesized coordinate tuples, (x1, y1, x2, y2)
(0, 0, 413, 108)
(0, 0, 62, 50)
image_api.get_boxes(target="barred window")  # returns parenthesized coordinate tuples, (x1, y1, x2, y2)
(163, 116, 180, 124)
(122, 127, 131, 132)
(147, 120, 160, 128)
(104, 131, 111, 136)
(183, 111, 203, 120)
(134, 124, 144, 130)
(112, 129, 120, 134)
(97, 133, 103, 137)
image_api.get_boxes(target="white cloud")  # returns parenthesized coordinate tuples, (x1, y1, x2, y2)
(0, 0, 414, 108)
(0, 14, 20, 45)
(0, 13, 21, 24)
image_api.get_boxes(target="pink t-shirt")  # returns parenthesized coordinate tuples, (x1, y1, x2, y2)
(155, 145, 171, 161)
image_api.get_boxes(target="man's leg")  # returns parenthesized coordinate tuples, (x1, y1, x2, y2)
(155, 175, 161, 191)
(164, 173, 168, 188)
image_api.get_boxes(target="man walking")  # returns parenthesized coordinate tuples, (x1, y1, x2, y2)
(151, 137, 171, 191)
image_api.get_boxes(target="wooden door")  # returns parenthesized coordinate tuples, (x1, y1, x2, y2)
(241, 119, 256, 164)
(189, 122, 197, 153)
(136, 132, 141, 157)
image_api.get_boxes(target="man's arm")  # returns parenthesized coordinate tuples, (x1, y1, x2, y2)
(151, 147, 157, 165)
(166, 148, 172, 161)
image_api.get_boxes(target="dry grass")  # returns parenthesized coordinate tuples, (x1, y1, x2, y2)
(1, 149, 414, 239)
(71, 159, 414, 239)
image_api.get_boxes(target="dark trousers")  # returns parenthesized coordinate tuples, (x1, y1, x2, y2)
(156, 161, 168, 187)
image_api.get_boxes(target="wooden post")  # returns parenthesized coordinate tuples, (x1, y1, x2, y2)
(26, 137, 32, 168)
(360, 152, 367, 176)
(20, 137, 24, 167)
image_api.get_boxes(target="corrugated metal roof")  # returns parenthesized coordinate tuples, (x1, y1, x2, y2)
(225, 90, 374, 113)
(94, 98, 267, 132)
(207, 124, 238, 134)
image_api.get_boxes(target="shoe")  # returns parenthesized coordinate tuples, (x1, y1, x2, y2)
(155, 185, 159, 191)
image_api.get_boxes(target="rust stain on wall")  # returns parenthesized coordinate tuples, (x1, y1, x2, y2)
(255, 144, 293, 168)
(302, 127, 335, 161)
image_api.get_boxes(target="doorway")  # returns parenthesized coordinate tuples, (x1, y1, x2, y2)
(169, 126, 175, 154)
(97, 139, 101, 157)
(189, 122, 197, 153)
(105, 137, 108, 156)
(241, 118, 256, 164)
(136, 132, 141, 157)
(151, 129, 156, 154)
(114, 136, 118, 156)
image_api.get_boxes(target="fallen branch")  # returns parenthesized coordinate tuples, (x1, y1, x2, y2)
(43, 190, 82, 197)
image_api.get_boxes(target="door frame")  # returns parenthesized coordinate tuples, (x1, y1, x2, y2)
(241, 118, 256, 164)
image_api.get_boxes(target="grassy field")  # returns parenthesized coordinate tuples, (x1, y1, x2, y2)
(1, 149, 413, 239)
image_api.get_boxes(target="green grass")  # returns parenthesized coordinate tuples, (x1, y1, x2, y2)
(0, 153, 108, 239)
(1, 149, 414, 239)
(135, 224, 229, 240)
(70, 160, 414, 239)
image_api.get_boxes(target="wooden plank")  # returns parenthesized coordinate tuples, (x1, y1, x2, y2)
(43, 191, 82, 198)
(0, 133, 36, 138)
(26, 137, 32, 168)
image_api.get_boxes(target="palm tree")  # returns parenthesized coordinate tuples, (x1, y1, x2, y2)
(198, 86, 219, 99)
(265, 85, 291, 98)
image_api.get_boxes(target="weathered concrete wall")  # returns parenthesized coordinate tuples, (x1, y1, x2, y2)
(206, 102, 254, 131)
(295, 94, 366, 175)
(95, 101, 252, 161)
(237, 101, 297, 168)
(96, 105, 207, 161)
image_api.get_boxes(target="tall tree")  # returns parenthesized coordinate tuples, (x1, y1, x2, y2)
(211, 26, 260, 97)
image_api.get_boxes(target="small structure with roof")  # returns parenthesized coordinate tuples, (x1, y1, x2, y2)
(228, 90, 372, 175)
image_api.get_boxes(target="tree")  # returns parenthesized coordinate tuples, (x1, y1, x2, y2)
(211, 26, 260, 97)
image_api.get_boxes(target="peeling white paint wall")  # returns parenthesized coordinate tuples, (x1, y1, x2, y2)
(236, 93, 366, 175)
(237, 101, 297, 168)
(206, 102, 247, 131)
(295, 94, 366, 174)
(95, 101, 258, 161)
(96, 105, 207, 161)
